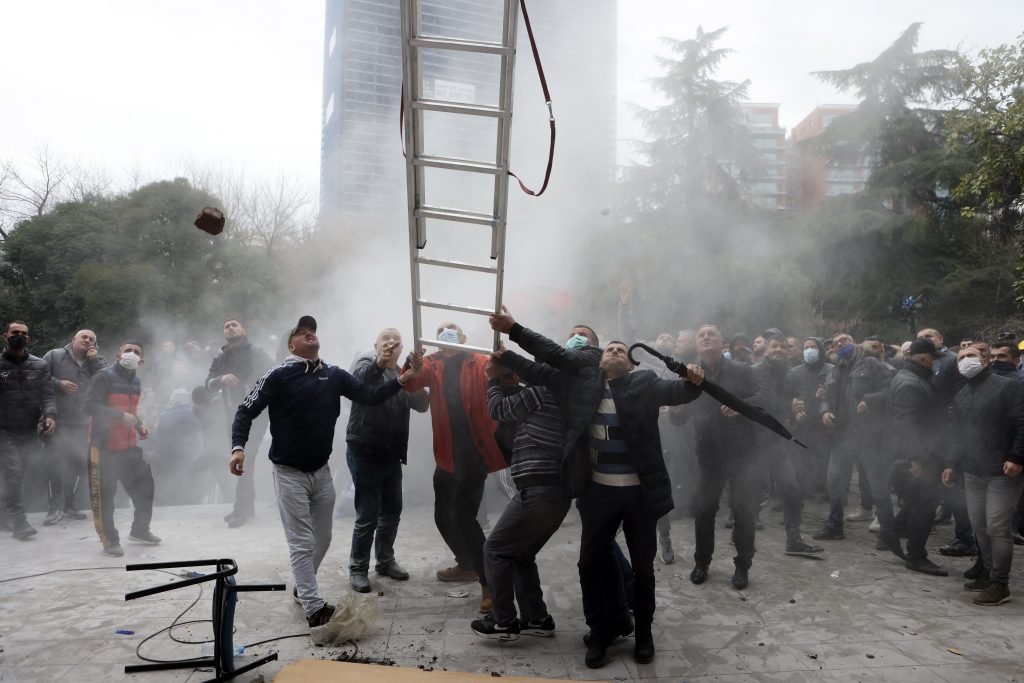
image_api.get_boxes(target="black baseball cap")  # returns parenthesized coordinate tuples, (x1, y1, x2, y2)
(907, 338, 940, 358)
(288, 315, 317, 340)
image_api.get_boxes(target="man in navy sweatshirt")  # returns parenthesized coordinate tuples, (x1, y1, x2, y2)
(230, 315, 422, 628)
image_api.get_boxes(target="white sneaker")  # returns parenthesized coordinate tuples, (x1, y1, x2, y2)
(868, 515, 880, 533)
(846, 508, 874, 523)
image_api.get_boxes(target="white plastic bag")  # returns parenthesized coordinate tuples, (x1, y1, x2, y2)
(310, 592, 380, 645)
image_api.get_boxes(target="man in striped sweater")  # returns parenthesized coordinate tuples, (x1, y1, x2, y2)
(471, 354, 569, 641)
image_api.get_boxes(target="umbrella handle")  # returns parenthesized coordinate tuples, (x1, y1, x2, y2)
(627, 343, 688, 378)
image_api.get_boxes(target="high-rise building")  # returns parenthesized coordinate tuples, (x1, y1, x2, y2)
(738, 102, 787, 210)
(319, 0, 617, 229)
(788, 104, 870, 209)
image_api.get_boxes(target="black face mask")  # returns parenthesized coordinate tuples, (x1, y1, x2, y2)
(991, 360, 1017, 371)
(7, 334, 27, 351)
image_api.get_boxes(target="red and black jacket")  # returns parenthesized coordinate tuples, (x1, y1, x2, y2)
(84, 364, 141, 452)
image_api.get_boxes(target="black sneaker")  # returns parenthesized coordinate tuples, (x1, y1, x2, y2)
(938, 540, 977, 557)
(63, 507, 87, 520)
(471, 614, 520, 641)
(690, 563, 709, 585)
(878, 530, 906, 560)
(731, 565, 749, 590)
(785, 541, 824, 558)
(128, 530, 162, 545)
(585, 636, 609, 669)
(583, 615, 633, 646)
(307, 603, 336, 627)
(104, 543, 124, 557)
(522, 614, 555, 637)
(811, 526, 844, 541)
(634, 630, 655, 664)
(964, 556, 985, 580)
(43, 509, 63, 526)
(963, 575, 990, 592)
(12, 518, 37, 540)
(905, 558, 948, 577)
(350, 573, 371, 593)
(375, 561, 410, 581)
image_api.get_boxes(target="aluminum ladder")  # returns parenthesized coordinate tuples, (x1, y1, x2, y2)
(399, 0, 520, 355)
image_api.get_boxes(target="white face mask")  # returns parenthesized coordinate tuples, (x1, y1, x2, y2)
(958, 356, 984, 379)
(119, 351, 141, 371)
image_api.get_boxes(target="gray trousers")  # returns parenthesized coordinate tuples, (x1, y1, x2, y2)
(1, 435, 33, 519)
(273, 463, 336, 617)
(965, 472, 1024, 585)
(483, 485, 570, 625)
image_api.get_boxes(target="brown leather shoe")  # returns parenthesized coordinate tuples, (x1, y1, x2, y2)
(436, 565, 479, 582)
(479, 585, 493, 614)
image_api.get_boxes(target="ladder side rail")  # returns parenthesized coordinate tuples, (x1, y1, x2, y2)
(400, 0, 426, 352)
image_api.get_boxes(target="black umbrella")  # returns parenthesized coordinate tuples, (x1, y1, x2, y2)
(628, 342, 807, 449)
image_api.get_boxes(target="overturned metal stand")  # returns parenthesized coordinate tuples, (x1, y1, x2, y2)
(124, 558, 285, 683)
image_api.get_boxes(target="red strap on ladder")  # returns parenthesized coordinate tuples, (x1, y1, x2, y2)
(400, 0, 555, 197)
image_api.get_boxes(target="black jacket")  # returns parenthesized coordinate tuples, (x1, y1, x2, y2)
(821, 349, 894, 431)
(680, 356, 769, 461)
(0, 351, 57, 435)
(345, 352, 429, 464)
(232, 355, 403, 472)
(784, 354, 833, 441)
(42, 344, 109, 425)
(498, 348, 700, 517)
(881, 360, 945, 465)
(949, 368, 1024, 477)
(206, 339, 274, 413)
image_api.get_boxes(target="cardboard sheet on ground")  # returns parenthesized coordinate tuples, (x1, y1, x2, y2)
(274, 660, 596, 682)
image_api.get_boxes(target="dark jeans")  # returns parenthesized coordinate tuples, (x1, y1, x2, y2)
(434, 465, 487, 584)
(230, 414, 268, 518)
(577, 483, 658, 636)
(346, 446, 404, 575)
(88, 445, 155, 547)
(965, 473, 1024, 584)
(0, 435, 33, 519)
(694, 454, 760, 568)
(483, 485, 570, 624)
(825, 430, 861, 531)
(762, 443, 805, 544)
(45, 423, 90, 512)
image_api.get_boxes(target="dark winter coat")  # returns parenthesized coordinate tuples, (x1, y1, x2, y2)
(682, 356, 770, 462)
(498, 330, 701, 517)
(206, 339, 274, 415)
(949, 367, 1024, 477)
(0, 351, 57, 436)
(42, 344, 109, 425)
(881, 360, 945, 466)
(820, 349, 894, 432)
(346, 352, 429, 464)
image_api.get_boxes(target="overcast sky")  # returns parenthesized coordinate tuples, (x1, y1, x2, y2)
(1, 1, 1021, 190)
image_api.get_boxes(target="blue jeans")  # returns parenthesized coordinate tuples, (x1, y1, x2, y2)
(826, 432, 859, 531)
(346, 446, 403, 575)
(862, 450, 895, 534)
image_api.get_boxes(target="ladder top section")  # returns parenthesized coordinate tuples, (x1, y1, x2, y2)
(410, 35, 511, 56)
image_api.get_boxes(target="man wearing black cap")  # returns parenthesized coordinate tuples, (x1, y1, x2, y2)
(230, 315, 423, 628)
(879, 337, 949, 576)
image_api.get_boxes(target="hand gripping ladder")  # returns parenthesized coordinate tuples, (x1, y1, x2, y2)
(400, 0, 527, 355)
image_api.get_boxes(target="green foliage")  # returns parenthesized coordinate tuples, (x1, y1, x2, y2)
(0, 178, 286, 351)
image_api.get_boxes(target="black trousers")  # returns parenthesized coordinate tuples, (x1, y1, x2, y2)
(894, 461, 942, 562)
(230, 413, 268, 518)
(694, 454, 760, 568)
(483, 485, 570, 624)
(45, 423, 90, 512)
(433, 465, 487, 583)
(0, 434, 33, 519)
(89, 445, 155, 547)
(578, 483, 659, 637)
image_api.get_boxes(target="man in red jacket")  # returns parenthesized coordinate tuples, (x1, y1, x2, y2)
(404, 322, 507, 613)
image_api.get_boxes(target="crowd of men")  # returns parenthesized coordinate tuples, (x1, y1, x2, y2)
(2, 302, 1024, 669)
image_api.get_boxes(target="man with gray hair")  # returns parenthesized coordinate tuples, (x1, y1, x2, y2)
(42, 329, 108, 525)
(344, 327, 429, 594)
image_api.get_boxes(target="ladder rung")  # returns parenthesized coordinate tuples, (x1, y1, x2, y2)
(417, 206, 494, 226)
(413, 155, 501, 175)
(417, 257, 497, 274)
(419, 338, 493, 355)
(410, 36, 510, 56)
(412, 99, 505, 118)
(417, 299, 493, 316)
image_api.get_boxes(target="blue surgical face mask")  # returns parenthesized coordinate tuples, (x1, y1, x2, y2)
(836, 343, 856, 360)
(438, 328, 460, 345)
(803, 347, 820, 364)
(565, 334, 588, 350)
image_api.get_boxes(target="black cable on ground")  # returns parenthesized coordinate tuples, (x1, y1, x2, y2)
(0, 566, 123, 584)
